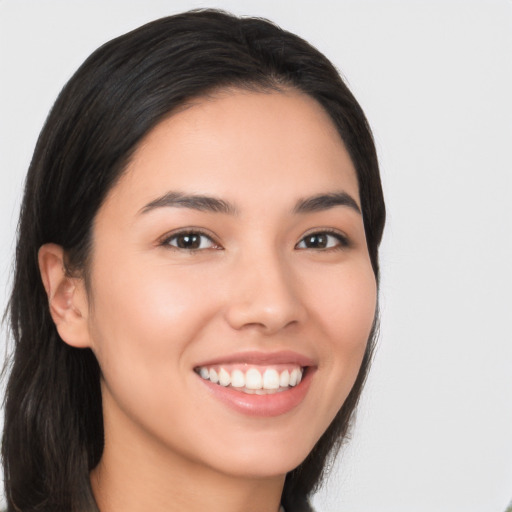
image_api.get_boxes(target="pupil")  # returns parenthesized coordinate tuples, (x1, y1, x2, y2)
(306, 234, 327, 248)
(178, 234, 200, 249)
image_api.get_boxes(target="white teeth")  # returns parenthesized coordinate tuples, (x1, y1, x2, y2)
(209, 368, 219, 384)
(231, 369, 245, 388)
(289, 368, 299, 386)
(196, 365, 305, 393)
(262, 369, 280, 390)
(245, 368, 263, 390)
(218, 368, 231, 387)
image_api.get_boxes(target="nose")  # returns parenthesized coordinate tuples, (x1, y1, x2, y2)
(224, 249, 307, 334)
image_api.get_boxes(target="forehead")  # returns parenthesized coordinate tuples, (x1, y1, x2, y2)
(106, 89, 360, 212)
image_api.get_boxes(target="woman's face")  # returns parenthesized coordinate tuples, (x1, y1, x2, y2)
(82, 89, 376, 478)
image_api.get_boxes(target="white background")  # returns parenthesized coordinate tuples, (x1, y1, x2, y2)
(1, 1, 511, 511)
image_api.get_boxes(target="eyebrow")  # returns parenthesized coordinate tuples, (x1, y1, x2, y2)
(140, 192, 237, 215)
(140, 190, 361, 216)
(293, 192, 361, 215)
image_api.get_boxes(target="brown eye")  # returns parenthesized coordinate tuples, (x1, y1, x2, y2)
(296, 232, 348, 250)
(164, 232, 217, 250)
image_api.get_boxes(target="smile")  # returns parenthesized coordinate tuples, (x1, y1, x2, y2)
(193, 351, 315, 416)
(195, 365, 304, 394)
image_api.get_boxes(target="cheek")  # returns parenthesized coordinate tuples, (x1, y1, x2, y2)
(86, 257, 218, 386)
(85, 260, 227, 446)
(309, 258, 377, 344)
(306, 259, 377, 401)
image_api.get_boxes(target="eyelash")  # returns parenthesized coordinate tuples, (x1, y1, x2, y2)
(159, 228, 349, 252)
(295, 229, 349, 251)
(159, 229, 220, 251)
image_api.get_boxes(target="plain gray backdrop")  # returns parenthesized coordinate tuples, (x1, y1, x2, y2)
(1, 1, 511, 511)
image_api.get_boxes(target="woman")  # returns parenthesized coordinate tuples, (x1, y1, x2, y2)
(2, 9, 385, 512)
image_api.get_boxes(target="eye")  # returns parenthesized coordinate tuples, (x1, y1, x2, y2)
(161, 230, 220, 251)
(296, 231, 349, 250)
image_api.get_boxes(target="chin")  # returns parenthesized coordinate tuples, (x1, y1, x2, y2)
(203, 431, 319, 479)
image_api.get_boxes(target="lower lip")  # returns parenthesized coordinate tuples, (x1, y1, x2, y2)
(197, 368, 315, 417)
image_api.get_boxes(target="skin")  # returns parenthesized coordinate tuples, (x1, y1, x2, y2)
(39, 89, 377, 512)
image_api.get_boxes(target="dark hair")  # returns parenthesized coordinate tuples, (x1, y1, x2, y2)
(2, 9, 385, 512)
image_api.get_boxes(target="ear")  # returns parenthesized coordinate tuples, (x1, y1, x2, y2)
(38, 243, 91, 348)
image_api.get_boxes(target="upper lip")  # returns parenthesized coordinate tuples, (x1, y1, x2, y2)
(194, 350, 316, 368)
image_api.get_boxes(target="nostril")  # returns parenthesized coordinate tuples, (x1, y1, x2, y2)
(224, 300, 305, 334)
